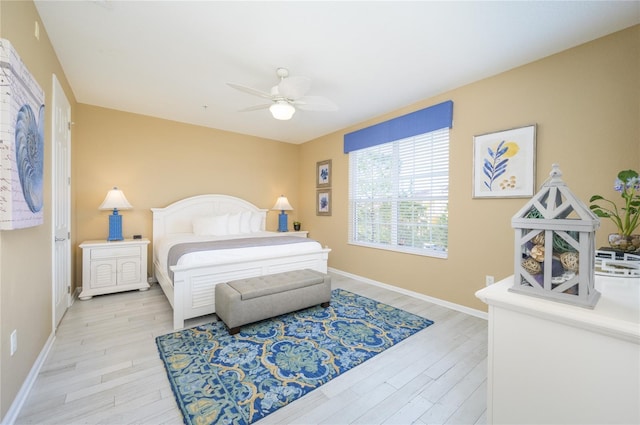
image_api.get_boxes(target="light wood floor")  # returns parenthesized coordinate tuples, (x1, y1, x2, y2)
(16, 272, 488, 425)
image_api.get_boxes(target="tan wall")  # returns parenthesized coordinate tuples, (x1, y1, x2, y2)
(300, 25, 640, 312)
(73, 105, 301, 282)
(0, 0, 76, 418)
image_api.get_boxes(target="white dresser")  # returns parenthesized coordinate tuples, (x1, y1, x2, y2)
(79, 239, 150, 300)
(476, 275, 640, 425)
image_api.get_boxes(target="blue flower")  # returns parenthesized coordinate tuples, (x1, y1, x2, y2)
(590, 169, 640, 237)
(320, 168, 329, 182)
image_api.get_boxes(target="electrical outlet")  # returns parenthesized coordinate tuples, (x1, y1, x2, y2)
(10, 329, 17, 356)
(485, 275, 495, 286)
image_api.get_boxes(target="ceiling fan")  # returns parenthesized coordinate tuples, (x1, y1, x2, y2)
(227, 68, 338, 120)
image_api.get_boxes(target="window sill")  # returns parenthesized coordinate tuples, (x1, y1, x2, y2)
(348, 241, 447, 259)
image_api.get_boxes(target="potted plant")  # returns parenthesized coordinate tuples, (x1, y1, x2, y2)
(293, 221, 301, 231)
(590, 169, 640, 251)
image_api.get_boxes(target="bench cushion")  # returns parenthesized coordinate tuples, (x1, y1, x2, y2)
(228, 269, 325, 300)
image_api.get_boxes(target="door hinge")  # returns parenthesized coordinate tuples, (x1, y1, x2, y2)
(67, 286, 70, 294)
(67, 122, 71, 130)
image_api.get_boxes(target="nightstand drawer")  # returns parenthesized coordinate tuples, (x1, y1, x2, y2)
(91, 246, 140, 260)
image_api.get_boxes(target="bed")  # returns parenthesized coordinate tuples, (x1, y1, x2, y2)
(151, 194, 330, 329)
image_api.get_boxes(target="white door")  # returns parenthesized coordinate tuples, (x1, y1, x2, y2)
(52, 74, 71, 328)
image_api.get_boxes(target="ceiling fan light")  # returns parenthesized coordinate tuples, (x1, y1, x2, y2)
(269, 101, 295, 120)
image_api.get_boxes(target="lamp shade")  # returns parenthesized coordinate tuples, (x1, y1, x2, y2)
(99, 187, 132, 210)
(269, 101, 296, 120)
(272, 195, 293, 211)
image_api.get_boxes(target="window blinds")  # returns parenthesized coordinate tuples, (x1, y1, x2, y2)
(348, 128, 449, 257)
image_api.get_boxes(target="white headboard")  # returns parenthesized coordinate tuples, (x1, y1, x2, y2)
(151, 194, 268, 242)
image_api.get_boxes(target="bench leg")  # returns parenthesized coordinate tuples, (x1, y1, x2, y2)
(228, 326, 241, 335)
(321, 301, 330, 308)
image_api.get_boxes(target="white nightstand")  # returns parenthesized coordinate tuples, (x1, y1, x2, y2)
(288, 231, 308, 237)
(79, 238, 150, 300)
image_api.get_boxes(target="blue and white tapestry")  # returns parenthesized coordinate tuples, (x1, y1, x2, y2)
(0, 38, 45, 230)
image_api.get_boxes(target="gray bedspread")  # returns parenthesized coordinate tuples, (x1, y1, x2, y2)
(166, 236, 315, 280)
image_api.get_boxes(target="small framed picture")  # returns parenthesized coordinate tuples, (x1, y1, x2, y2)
(316, 189, 331, 216)
(316, 159, 331, 188)
(473, 124, 536, 198)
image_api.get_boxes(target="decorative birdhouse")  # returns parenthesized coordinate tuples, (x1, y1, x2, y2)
(511, 164, 601, 308)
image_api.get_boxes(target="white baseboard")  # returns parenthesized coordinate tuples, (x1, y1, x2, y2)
(1, 332, 56, 425)
(328, 267, 488, 320)
(69, 286, 81, 306)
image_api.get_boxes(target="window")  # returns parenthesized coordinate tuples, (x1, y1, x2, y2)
(348, 128, 449, 258)
(344, 100, 453, 258)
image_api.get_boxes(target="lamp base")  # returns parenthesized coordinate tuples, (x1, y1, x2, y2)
(107, 210, 124, 241)
(278, 211, 289, 232)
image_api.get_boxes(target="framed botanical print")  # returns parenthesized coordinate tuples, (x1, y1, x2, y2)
(316, 189, 331, 216)
(473, 124, 536, 198)
(316, 159, 331, 188)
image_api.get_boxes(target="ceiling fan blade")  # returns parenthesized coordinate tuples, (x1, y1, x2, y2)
(278, 76, 311, 100)
(227, 82, 273, 100)
(293, 96, 338, 111)
(238, 104, 271, 112)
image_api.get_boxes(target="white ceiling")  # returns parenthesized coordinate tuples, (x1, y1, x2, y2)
(34, 1, 639, 144)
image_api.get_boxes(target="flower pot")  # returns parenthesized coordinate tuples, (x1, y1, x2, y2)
(608, 233, 640, 252)
(293, 223, 301, 231)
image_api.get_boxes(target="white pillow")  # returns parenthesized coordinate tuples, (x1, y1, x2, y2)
(227, 212, 241, 234)
(249, 212, 262, 232)
(239, 211, 252, 233)
(192, 214, 229, 236)
(192, 216, 213, 236)
(211, 214, 229, 235)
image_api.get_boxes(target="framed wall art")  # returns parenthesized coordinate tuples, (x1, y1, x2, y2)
(0, 39, 46, 229)
(316, 159, 331, 188)
(316, 189, 331, 216)
(473, 124, 536, 199)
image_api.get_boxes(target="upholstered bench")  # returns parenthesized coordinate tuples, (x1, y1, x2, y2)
(215, 269, 331, 334)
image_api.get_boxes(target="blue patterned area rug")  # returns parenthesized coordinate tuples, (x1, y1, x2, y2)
(156, 288, 434, 425)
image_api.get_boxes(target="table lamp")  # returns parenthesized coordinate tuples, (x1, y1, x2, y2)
(272, 195, 293, 232)
(99, 187, 132, 241)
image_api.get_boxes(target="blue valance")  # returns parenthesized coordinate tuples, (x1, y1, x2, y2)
(343, 100, 453, 153)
